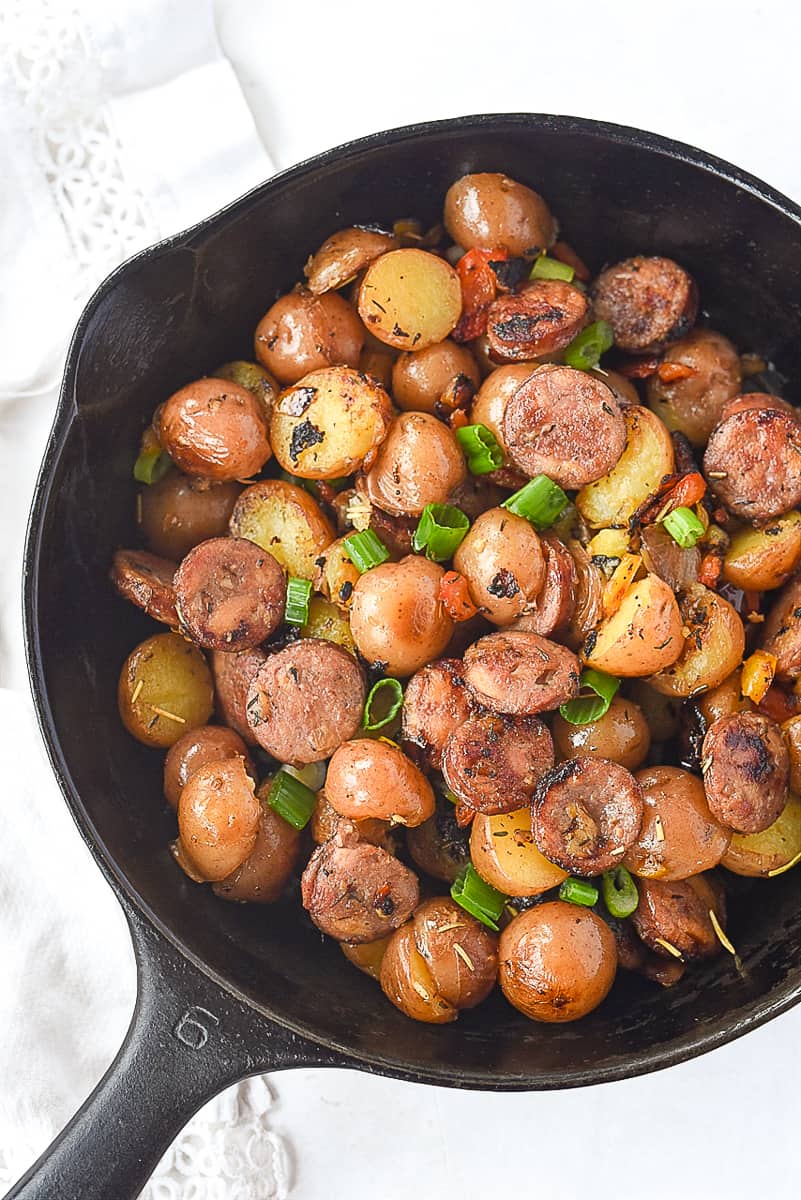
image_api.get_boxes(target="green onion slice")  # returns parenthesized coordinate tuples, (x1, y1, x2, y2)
(455, 423, 504, 475)
(662, 505, 705, 549)
(134, 446, 172, 485)
(266, 769, 316, 830)
(563, 320, 615, 371)
(363, 677, 404, 731)
(501, 474, 569, 530)
(530, 255, 575, 283)
(343, 528, 390, 573)
(559, 877, 599, 907)
(601, 866, 639, 918)
(559, 668, 620, 725)
(450, 864, 508, 931)
(412, 503, 470, 561)
(284, 576, 312, 626)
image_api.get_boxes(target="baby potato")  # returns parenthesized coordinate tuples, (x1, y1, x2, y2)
(363, 412, 466, 517)
(722, 512, 801, 591)
(576, 405, 675, 529)
(163, 724, 253, 809)
(213, 789, 302, 903)
(552, 696, 651, 769)
(392, 339, 480, 414)
(358, 249, 462, 351)
(694, 671, 751, 725)
(301, 596, 355, 653)
(650, 583, 746, 697)
(304, 226, 397, 294)
(582, 574, 683, 677)
(645, 329, 741, 447)
(470, 364, 537, 453)
(177, 757, 260, 881)
(380, 923, 457, 1023)
(626, 680, 682, 742)
(254, 288, 364, 384)
(326, 738, 436, 827)
(470, 808, 567, 896)
(359, 348, 395, 388)
(158, 378, 271, 482)
(625, 766, 731, 881)
(139, 470, 242, 561)
(313, 534, 361, 608)
(444, 173, 556, 256)
(341, 935, 393, 981)
(349, 556, 453, 676)
(214, 360, 278, 421)
(784, 716, 801, 793)
(310, 791, 395, 850)
(721, 794, 801, 877)
(118, 632, 213, 748)
(270, 366, 393, 479)
(453, 507, 546, 625)
(229, 479, 334, 579)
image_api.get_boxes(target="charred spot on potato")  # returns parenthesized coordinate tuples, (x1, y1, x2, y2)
(488, 569, 520, 598)
(289, 419, 325, 463)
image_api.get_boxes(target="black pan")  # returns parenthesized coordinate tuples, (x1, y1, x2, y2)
(11, 114, 801, 1200)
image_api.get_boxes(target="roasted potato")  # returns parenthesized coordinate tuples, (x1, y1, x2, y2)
(177, 757, 260, 881)
(118, 632, 213, 748)
(312, 535, 361, 609)
(363, 412, 466, 517)
(349, 556, 453, 675)
(139, 470, 242, 561)
(301, 596, 356, 653)
(304, 227, 397, 294)
(576, 405, 675, 529)
(213, 789, 302, 903)
(443, 173, 556, 256)
(341, 935, 392, 981)
(470, 808, 567, 896)
(552, 696, 651, 770)
(214, 360, 279, 421)
(722, 512, 801, 591)
(721, 795, 801, 877)
(229, 479, 335, 579)
(582, 574, 683, 677)
(650, 584, 746, 696)
(453, 507, 546, 625)
(392, 339, 480, 414)
(358, 249, 462, 351)
(626, 680, 683, 742)
(254, 288, 363, 384)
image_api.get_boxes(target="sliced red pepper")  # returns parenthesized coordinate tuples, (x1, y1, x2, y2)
(448, 408, 469, 431)
(439, 569, 478, 622)
(616, 356, 661, 379)
(551, 240, 591, 282)
(657, 361, 698, 383)
(452, 248, 509, 342)
(698, 552, 723, 589)
(630, 471, 707, 528)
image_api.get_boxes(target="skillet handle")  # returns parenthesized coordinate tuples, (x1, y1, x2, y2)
(5, 897, 333, 1200)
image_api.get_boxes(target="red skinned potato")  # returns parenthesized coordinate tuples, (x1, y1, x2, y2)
(632, 874, 726, 961)
(392, 339, 480, 415)
(177, 757, 260, 881)
(325, 739, 436, 827)
(213, 784, 302, 903)
(358, 249, 462, 351)
(761, 573, 801, 680)
(583, 574, 683, 678)
(163, 725, 253, 809)
(158, 378, 271, 482)
(254, 288, 364, 384)
(453, 507, 546, 626)
(139, 470, 243, 561)
(349, 556, 453, 676)
(507, 534, 577, 638)
(645, 329, 742, 446)
(363, 411, 466, 517)
(444, 173, 556, 256)
(625, 766, 731, 880)
(304, 226, 397, 294)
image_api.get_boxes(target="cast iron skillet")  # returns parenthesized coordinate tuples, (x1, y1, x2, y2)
(11, 114, 801, 1200)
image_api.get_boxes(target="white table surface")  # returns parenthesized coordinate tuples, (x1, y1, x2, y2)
(211, 1, 801, 1197)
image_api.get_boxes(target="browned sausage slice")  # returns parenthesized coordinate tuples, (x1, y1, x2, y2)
(247, 638, 365, 763)
(401, 659, 476, 770)
(703, 405, 801, 521)
(591, 256, 698, 354)
(110, 549, 178, 625)
(721, 392, 797, 421)
(632, 875, 726, 960)
(301, 826, 419, 943)
(463, 630, 580, 714)
(532, 757, 643, 874)
(502, 365, 626, 488)
(442, 712, 554, 817)
(174, 536, 286, 651)
(486, 280, 588, 360)
(761, 573, 801, 680)
(211, 647, 267, 745)
(508, 534, 577, 637)
(701, 711, 789, 833)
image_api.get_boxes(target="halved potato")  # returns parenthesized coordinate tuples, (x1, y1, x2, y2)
(341, 935, 392, 981)
(305, 227, 397, 294)
(576, 405, 675, 529)
(470, 808, 567, 896)
(270, 366, 392, 480)
(358, 249, 462, 351)
(229, 479, 334, 579)
(694, 670, 751, 724)
(722, 511, 801, 591)
(649, 583, 746, 697)
(302, 596, 355, 653)
(313, 534, 361, 609)
(722, 795, 801, 877)
(118, 632, 213, 748)
(582, 574, 683, 677)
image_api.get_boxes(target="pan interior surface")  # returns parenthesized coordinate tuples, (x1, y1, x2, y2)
(27, 116, 801, 1088)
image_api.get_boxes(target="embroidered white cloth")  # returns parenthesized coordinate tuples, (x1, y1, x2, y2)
(0, 2, 286, 1195)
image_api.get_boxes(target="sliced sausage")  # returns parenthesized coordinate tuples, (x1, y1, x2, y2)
(442, 712, 554, 817)
(632, 875, 726, 961)
(158, 377, 271, 482)
(703, 405, 801, 521)
(761, 573, 801, 680)
(645, 329, 742, 446)
(502, 365, 626, 488)
(110, 549, 178, 626)
(401, 659, 476, 770)
(721, 392, 797, 420)
(301, 826, 419, 943)
(507, 534, 577, 637)
(590, 256, 698, 355)
(211, 647, 267, 745)
(486, 280, 588, 360)
(163, 724, 253, 809)
(701, 711, 789, 833)
(532, 757, 643, 875)
(246, 638, 365, 764)
(463, 630, 580, 715)
(174, 537, 286, 651)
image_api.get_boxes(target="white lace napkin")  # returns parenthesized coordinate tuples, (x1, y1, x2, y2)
(0, 2, 289, 1195)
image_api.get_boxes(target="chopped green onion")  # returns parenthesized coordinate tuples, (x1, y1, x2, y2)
(563, 320, 615, 371)
(455, 423, 504, 475)
(501, 474, 569, 530)
(343, 528, 390, 573)
(412, 503, 470, 561)
(559, 877, 599, 907)
(134, 446, 172, 485)
(662, 505, 705, 549)
(284, 576, 312, 625)
(601, 866, 639, 918)
(363, 677, 404, 731)
(559, 668, 620, 725)
(266, 769, 316, 830)
(530, 255, 575, 283)
(450, 864, 508, 931)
